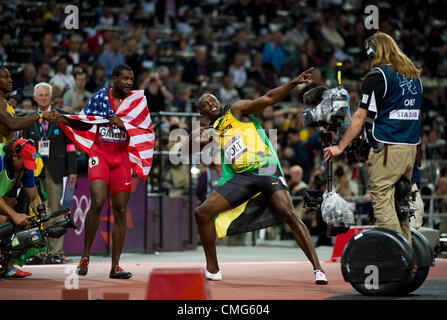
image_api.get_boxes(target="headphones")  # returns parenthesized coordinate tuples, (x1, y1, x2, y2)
(366, 35, 376, 58)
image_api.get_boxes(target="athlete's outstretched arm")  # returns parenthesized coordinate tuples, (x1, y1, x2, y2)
(0, 99, 56, 131)
(51, 112, 94, 131)
(232, 67, 314, 117)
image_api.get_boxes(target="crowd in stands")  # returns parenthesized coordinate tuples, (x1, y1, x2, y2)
(1, 0, 447, 239)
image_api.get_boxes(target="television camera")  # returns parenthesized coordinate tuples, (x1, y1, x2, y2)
(0, 204, 76, 268)
(302, 63, 354, 236)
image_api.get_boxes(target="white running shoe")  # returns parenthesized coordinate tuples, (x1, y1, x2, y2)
(314, 269, 328, 285)
(205, 269, 222, 281)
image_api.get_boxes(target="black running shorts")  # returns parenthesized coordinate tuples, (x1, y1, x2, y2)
(215, 166, 288, 208)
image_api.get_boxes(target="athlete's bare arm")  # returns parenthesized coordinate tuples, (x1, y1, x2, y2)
(0, 98, 54, 131)
(51, 112, 94, 131)
(231, 67, 314, 118)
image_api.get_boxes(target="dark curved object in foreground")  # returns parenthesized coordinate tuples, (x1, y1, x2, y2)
(341, 227, 434, 296)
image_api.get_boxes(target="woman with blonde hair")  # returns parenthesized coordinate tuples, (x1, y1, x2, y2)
(324, 32, 423, 243)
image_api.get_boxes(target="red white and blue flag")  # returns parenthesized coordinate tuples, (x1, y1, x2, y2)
(59, 88, 154, 181)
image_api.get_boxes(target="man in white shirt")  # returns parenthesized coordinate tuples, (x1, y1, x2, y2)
(49, 57, 75, 93)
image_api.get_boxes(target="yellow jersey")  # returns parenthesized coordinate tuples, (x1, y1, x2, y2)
(0, 103, 15, 143)
(213, 105, 279, 177)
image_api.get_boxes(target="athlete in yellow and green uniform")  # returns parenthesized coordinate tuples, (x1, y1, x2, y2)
(186, 67, 328, 284)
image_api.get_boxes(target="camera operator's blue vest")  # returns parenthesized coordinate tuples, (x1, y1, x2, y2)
(372, 65, 422, 145)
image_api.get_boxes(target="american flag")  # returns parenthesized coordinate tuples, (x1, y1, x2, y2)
(59, 88, 154, 181)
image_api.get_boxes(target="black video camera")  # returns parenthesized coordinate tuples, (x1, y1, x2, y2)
(345, 138, 371, 165)
(0, 204, 76, 261)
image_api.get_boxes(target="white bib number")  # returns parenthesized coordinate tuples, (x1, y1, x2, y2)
(99, 126, 127, 142)
(224, 135, 247, 163)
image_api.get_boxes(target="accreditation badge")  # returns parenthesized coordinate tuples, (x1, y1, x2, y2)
(38, 140, 50, 158)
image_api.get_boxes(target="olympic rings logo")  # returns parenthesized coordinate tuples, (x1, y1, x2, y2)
(72, 195, 90, 236)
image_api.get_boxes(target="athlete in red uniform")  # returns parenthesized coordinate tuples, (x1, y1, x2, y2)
(88, 89, 132, 194)
(55, 65, 134, 279)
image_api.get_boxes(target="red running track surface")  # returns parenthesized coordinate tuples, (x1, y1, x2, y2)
(1, 260, 446, 300)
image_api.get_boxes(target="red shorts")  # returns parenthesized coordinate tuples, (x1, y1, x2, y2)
(88, 125, 131, 194)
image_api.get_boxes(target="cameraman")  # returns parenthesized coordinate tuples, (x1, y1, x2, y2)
(0, 139, 43, 278)
(324, 32, 422, 243)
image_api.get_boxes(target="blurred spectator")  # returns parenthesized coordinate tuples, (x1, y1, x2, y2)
(64, 34, 82, 70)
(124, 37, 142, 80)
(79, 41, 95, 66)
(53, 95, 63, 109)
(289, 165, 308, 220)
(219, 74, 240, 105)
(84, 27, 112, 54)
(98, 37, 125, 80)
(169, 68, 183, 95)
(262, 32, 286, 72)
(14, 64, 37, 98)
(248, 52, 270, 91)
(63, 70, 92, 113)
(20, 98, 35, 111)
(196, 162, 222, 204)
(225, 28, 251, 67)
(157, 65, 174, 94)
(35, 62, 51, 84)
(49, 57, 75, 93)
(30, 32, 58, 66)
(142, 27, 158, 48)
(172, 83, 192, 113)
(155, 0, 178, 27)
(321, 17, 345, 50)
(141, 43, 158, 70)
(284, 128, 312, 184)
(301, 38, 324, 70)
(140, 71, 174, 113)
(228, 53, 247, 96)
(0, 32, 12, 63)
(182, 46, 214, 85)
(283, 18, 309, 49)
(86, 63, 108, 93)
(426, 129, 446, 159)
(334, 163, 359, 199)
(282, 44, 303, 78)
(15, 34, 34, 63)
(43, 3, 64, 35)
(98, 4, 115, 26)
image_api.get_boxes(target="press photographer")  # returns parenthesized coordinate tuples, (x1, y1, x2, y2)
(0, 139, 44, 278)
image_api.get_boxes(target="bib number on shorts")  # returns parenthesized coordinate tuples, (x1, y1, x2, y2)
(89, 156, 99, 168)
(224, 135, 247, 163)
